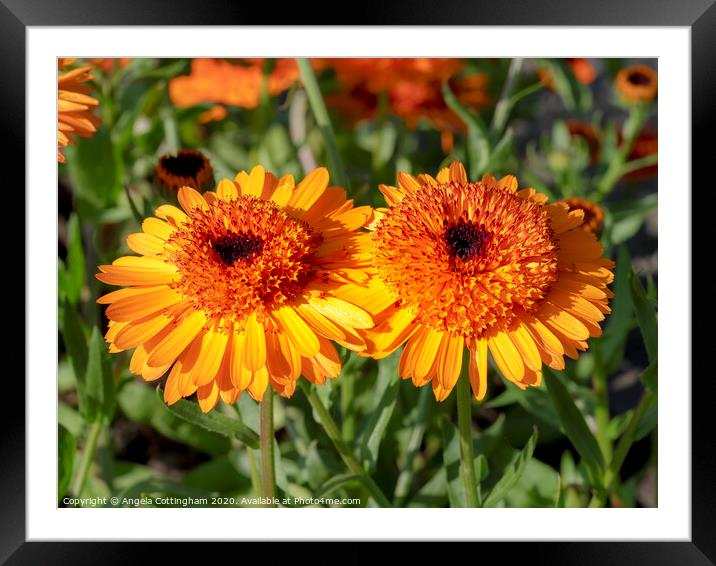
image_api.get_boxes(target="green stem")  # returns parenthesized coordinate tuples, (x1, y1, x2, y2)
(260, 387, 277, 507)
(393, 385, 432, 506)
(124, 184, 144, 225)
(589, 390, 655, 507)
(246, 446, 262, 499)
(490, 58, 524, 137)
(298, 380, 392, 508)
(595, 104, 650, 200)
(71, 420, 102, 498)
(340, 373, 356, 443)
(456, 373, 480, 508)
(296, 58, 349, 188)
(619, 153, 658, 177)
(592, 345, 613, 462)
(508, 81, 545, 108)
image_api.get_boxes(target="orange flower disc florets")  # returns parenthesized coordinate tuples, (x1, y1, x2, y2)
(373, 182, 558, 339)
(168, 196, 322, 326)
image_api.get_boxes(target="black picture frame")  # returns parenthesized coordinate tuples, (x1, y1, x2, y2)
(6, 1, 705, 563)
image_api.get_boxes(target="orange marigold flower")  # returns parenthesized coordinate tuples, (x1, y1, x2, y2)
(156, 150, 214, 192)
(57, 58, 100, 163)
(559, 197, 605, 235)
(97, 166, 376, 412)
(169, 58, 301, 110)
(615, 64, 657, 103)
(365, 162, 614, 401)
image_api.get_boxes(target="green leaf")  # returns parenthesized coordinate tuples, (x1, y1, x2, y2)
(317, 473, 367, 501)
(181, 455, 252, 494)
(641, 359, 658, 392)
(538, 59, 591, 113)
(630, 271, 658, 362)
(483, 427, 538, 507)
(610, 214, 646, 245)
(441, 416, 471, 508)
(600, 246, 635, 374)
(65, 126, 123, 218)
(357, 351, 400, 473)
(117, 381, 229, 455)
(157, 388, 259, 448)
(58, 402, 84, 438)
(58, 424, 76, 502)
(442, 81, 490, 177)
(407, 468, 448, 508)
(543, 369, 604, 478)
(607, 396, 657, 442)
(61, 300, 91, 415)
(59, 214, 85, 305)
(84, 327, 116, 423)
(440, 416, 489, 507)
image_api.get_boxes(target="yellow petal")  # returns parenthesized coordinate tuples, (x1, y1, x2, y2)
(538, 303, 590, 341)
(216, 178, 239, 201)
(126, 233, 166, 256)
(272, 306, 320, 357)
(294, 302, 346, 342)
(436, 333, 464, 391)
(306, 294, 373, 329)
(244, 165, 266, 197)
(106, 287, 181, 322)
(243, 314, 266, 372)
(229, 330, 252, 390)
(488, 332, 525, 383)
(288, 167, 329, 213)
(142, 217, 174, 240)
(247, 367, 269, 401)
(155, 204, 189, 225)
(177, 186, 209, 215)
(436, 167, 450, 183)
(468, 339, 488, 400)
(147, 311, 206, 368)
(114, 314, 172, 350)
(378, 184, 404, 206)
(508, 324, 542, 371)
(270, 174, 294, 206)
(449, 161, 467, 183)
(413, 327, 443, 380)
(190, 328, 229, 386)
(197, 381, 220, 413)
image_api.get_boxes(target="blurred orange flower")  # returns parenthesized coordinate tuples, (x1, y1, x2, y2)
(57, 58, 100, 163)
(538, 58, 597, 89)
(90, 58, 132, 72)
(615, 64, 657, 103)
(321, 58, 489, 152)
(169, 58, 301, 110)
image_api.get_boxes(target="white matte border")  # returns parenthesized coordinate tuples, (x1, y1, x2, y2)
(28, 26, 690, 541)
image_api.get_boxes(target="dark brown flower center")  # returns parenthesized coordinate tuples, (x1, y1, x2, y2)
(445, 220, 485, 260)
(628, 71, 652, 86)
(160, 152, 207, 178)
(213, 233, 264, 266)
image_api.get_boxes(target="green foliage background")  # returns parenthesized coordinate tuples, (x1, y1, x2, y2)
(58, 58, 658, 508)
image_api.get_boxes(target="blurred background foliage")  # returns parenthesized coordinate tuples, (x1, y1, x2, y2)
(58, 57, 657, 508)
